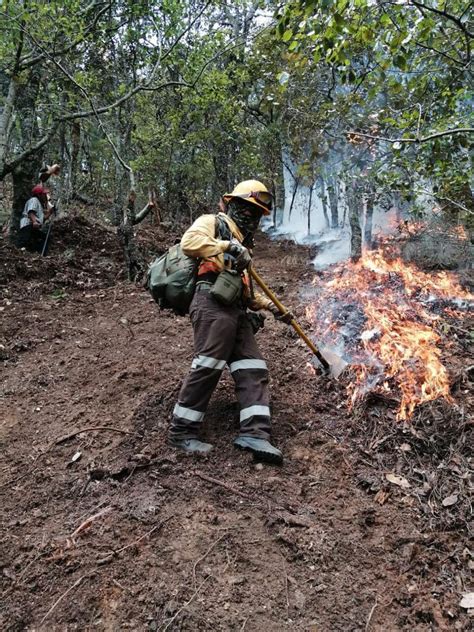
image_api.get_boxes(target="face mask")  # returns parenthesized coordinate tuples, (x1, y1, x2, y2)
(228, 204, 262, 240)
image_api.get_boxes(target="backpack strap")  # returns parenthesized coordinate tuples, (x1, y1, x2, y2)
(215, 214, 232, 241)
(214, 214, 234, 266)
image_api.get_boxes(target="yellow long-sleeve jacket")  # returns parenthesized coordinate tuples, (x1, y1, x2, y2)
(181, 212, 273, 311)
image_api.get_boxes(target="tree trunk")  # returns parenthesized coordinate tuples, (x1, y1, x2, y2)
(348, 182, 363, 262)
(364, 192, 374, 249)
(11, 156, 42, 243)
(271, 179, 277, 227)
(307, 183, 313, 235)
(0, 75, 17, 178)
(119, 191, 143, 281)
(8, 68, 43, 242)
(327, 176, 338, 228)
(69, 121, 81, 199)
(288, 179, 299, 220)
(319, 177, 330, 228)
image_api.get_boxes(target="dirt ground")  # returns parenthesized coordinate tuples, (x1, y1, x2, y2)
(1, 217, 472, 631)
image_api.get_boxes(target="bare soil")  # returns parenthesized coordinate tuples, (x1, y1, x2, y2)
(1, 217, 472, 631)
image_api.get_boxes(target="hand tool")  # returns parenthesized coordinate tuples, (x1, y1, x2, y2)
(249, 265, 347, 377)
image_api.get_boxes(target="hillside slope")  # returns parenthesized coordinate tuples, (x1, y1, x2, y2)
(1, 220, 471, 631)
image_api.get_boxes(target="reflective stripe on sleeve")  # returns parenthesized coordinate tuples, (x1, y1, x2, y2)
(240, 405, 270, 422)
(229, 359, 267, 373)
(191, 355, 227, 370)
(173, 404, 205, 422)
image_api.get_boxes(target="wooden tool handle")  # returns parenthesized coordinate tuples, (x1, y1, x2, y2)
(249, 266, 330, 371)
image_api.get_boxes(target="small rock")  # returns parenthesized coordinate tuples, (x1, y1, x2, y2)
(71, 451, 82, 463)
(460, 593, 474, 609)
(254, 463, 264, 471)
(294, 589, 306, 610)
(442, 494, 458, 507)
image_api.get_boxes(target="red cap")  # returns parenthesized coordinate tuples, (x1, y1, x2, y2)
(31, 185, 48, 196)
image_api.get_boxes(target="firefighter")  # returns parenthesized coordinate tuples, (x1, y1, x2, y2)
(169, 180, 290, 464)
(17, 164, 60, 253)
(17, 184, 54, 252)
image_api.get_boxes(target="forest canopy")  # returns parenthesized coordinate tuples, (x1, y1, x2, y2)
(0, 0, 472, 235)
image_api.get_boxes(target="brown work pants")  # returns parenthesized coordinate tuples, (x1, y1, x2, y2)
(170, 286, 271, 440)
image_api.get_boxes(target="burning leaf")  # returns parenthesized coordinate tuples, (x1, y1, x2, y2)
(441, 494, 458, 507)
(385, 473, 410, 489)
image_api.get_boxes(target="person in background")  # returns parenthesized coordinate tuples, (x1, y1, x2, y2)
(17, 164, 60, 253)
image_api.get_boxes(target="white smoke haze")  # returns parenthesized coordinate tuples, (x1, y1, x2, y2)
(264, 149, 406, 269)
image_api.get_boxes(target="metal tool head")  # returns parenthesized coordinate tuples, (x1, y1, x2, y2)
(319, 346, 348, 379)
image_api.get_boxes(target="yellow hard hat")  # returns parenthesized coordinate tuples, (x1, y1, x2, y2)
(223, 179, 273, 215)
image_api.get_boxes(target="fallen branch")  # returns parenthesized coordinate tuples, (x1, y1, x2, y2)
(195, 471, 250, 499)
(39, 572, 95, 625)
(67, 506, 112, 545)
(0, 427, 133, 489)
(97, 515, 173, 564)
(55, 426, 133, 445)
(161, 575, 211, 632)
(192, 533, 228, 589)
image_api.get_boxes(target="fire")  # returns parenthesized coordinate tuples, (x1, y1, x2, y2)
(306, 248, 472, 420)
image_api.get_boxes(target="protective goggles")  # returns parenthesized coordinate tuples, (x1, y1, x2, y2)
(235, 191, 273, 211)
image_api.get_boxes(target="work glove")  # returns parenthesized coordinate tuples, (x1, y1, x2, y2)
(270, 304, 294, 325)
(247, 311, 266, 334)
(226, 238, 252, 272)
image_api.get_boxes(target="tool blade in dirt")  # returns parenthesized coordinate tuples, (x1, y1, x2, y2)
(319, 346, 348, 378)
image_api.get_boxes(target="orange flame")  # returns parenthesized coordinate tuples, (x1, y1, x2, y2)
(306, 248, 472, 420)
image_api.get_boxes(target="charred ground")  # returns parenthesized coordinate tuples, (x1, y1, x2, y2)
(1, 217, 472, 631)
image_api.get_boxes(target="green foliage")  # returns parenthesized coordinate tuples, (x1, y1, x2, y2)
(272, 0, 473, 224)
(1, 0, 472, 232)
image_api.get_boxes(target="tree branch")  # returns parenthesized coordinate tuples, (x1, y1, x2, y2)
(409, 0, 474, 39)
(394, 187, 473, 215)
(346, 128, 474, 144)
(159, 0, 212, 64)
(133, 206, 153, 225)
(0, 131, 52, 179)
(25, 3, 113, 69)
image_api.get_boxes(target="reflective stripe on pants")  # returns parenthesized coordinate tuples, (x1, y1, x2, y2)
(170, 291, 270, 440)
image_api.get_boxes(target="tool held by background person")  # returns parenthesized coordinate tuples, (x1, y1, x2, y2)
(249, 266, 347, 378)
(41, 197, 59, 256)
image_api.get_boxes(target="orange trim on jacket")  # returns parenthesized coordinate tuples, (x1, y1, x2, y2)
(181, 212, 272, 311)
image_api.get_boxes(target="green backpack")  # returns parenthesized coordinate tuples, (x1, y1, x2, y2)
(147, 243, 198, 316)
(147, 216, 231, 316)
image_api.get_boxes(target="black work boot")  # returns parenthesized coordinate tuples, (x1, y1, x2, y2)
(234, 436, 283, 465)
(169, 437, 213, 454)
